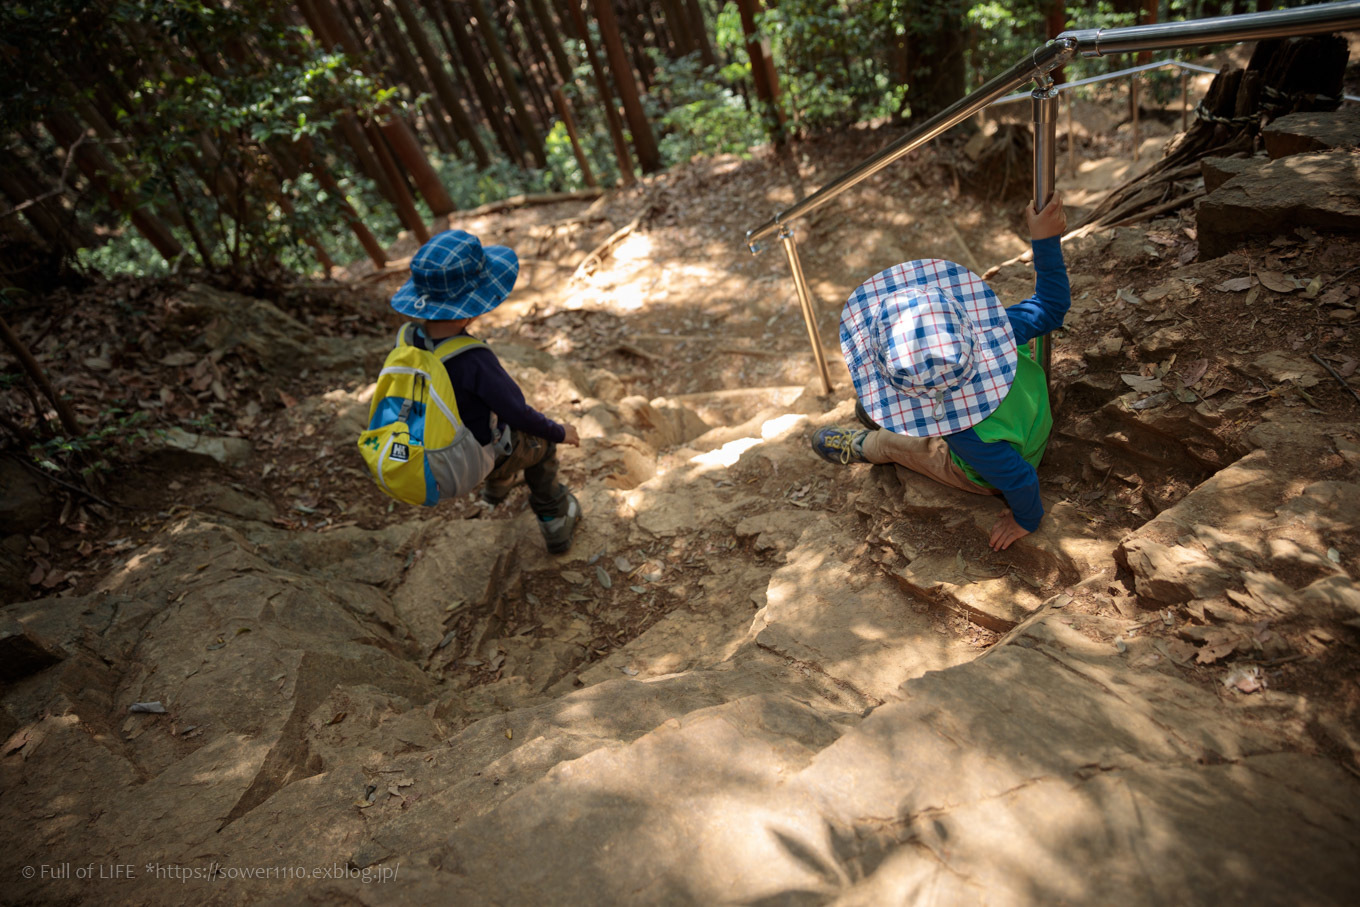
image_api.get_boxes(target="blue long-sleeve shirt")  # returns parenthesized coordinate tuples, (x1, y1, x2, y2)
(944, 236, 1070, 531)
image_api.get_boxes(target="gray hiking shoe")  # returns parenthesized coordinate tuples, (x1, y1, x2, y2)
(539, 493, 581, 554)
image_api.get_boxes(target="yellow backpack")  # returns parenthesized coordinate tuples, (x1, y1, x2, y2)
(357, 324, 499, 506)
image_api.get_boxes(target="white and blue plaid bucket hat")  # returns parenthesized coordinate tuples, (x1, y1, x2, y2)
(390, 230, 519, 320)
(841, 259, 1018, 438)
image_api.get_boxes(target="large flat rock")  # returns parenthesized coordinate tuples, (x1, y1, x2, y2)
(1196, 151, 1360, 258)
(1263, 106, 1360, 159)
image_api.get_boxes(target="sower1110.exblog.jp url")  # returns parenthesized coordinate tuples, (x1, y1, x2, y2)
(21, 862, 400, 884)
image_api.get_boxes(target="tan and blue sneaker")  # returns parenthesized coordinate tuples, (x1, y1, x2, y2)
(811, 427, 869, 465)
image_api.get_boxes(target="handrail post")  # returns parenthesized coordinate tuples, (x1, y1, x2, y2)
(778, 224, 834, 395)
(1031, 77, 1059, 399)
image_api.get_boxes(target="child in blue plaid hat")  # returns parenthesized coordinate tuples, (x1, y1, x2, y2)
(390, 229, 582, 553)
(812, 194, 1069, 551)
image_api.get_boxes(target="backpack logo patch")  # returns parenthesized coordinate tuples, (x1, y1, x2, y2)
(390, 442, 410, 462)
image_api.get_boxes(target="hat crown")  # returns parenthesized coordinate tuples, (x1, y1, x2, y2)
(410, 230, 486, 298)
(870, 286, 977, 397)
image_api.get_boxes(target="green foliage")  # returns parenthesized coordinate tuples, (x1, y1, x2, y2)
(4, 0, 400, 282)
(646, 52, 765, 162)
(28, 408, 153, 477)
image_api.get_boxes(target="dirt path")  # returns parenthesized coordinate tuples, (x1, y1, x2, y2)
(3, 110, 1359, 903)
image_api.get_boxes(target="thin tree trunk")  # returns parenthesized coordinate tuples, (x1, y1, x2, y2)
(618, 0, 657, 89)
(560, 0, 637, 184)
(659, 0, 695, 57)
(305, 0, 455, 214)
(0, 165, 87, 257)
(528, 0, 574, 84)
(591, 0, 662, 172)
(42, 113, 183, 262)
(551, 87, 599, 187)
(469, 0, 549, 168)
(366, 0, 459, 153)
(435, 0, 525, 163)
(0, 315, 83, 440)
(511, 0, 559, 128)
(387, 0, 492, 165)
(365, 121, 432, 240)
(684, 0, 717, 67)
(734, 0, 786, 141)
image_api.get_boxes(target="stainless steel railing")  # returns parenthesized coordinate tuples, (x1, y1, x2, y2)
(746, 0, 1360, 394)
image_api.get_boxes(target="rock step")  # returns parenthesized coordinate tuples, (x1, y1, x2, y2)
(296, 611, 1360, 905)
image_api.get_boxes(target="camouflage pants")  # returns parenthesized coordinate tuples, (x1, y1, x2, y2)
(483, 430, 569, 518)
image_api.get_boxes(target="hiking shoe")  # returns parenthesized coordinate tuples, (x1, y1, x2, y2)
(811, 427, 869, 465)
(480, 485, 509, 506)
(854, 399, 881, 431)
(539, 494, 581, 554)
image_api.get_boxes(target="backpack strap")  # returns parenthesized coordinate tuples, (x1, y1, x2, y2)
(396, 322, 424, 349)
(431, 335, 487, 362)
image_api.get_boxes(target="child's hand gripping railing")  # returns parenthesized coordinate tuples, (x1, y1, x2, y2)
(745, 0, 1360, 397)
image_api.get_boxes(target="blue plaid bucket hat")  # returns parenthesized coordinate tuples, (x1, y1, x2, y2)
(841, 259, 1018, 438)
(390, 230, 519, 320)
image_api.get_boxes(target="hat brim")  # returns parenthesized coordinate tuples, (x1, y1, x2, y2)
(840, 259, 1017, 438)
(390, 244, 519, 320)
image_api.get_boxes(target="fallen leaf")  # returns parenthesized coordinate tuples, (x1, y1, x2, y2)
(277, 389, 298, 408)
(1244, 285, 1262, 307)
(1121, 374, 1164, 393)
(1258, 270, 1301, 293)
(505, 728, 513, 740)
(1195, 638, 1239, 664)
(160, 351, 199, 367)
(329, 712, 346, 725)
(1117, 287, 1142, 306)
(596, 566, 612, 589)
(129, 701, 168, 714)
(1180, 359, 1209, 388)
(1304, 275, 1323, 299)
(1214, 276, 1253, 293)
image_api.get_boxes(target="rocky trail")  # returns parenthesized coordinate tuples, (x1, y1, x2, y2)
(2, 101, 1359, 904)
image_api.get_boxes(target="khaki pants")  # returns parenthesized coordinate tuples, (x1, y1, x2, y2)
(859, 430, 995, 496)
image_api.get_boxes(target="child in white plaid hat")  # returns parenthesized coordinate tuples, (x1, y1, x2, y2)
(812, 194, 1069, 551)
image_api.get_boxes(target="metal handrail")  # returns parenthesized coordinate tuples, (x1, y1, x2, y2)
(992, 58, 1360, 106)
(743, 38, 1076, 251)
(746, 0, 1360, 250)
(744, 1, 1360, 395)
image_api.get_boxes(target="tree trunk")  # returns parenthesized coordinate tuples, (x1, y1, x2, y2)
(365, 121, 432, 240)
(42, 113, 183, 262)
(528, 0, 574, 84)
(435, 0, 525, 163)
(659, 0, 695, 57)
(511, 0, 560, 128)
(304, 0, 455, 214)
(684, 0, 717, 67)
(0, 164, 88, 257)
(0, 315, 83, 441)
(468, 0, 549, 168)
(387, 0, 492, 165)
(560, 0, 637, 184)
(591, 0, 662, 172)
(900, 0, 966, 123)
(734, 0, 786, 140)
(1045, 1, 1067, 85)
(551, 87, 599, 187)
(618, 0, 657, 89)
